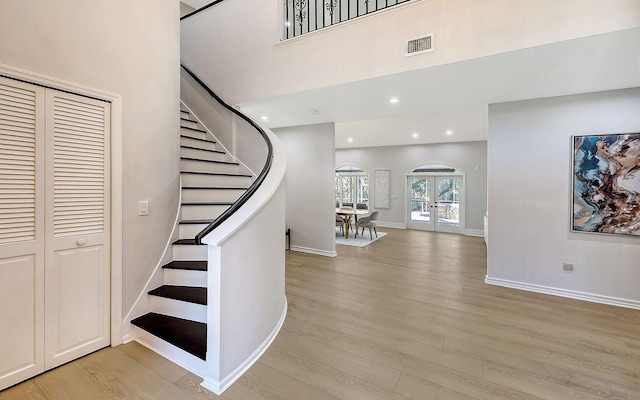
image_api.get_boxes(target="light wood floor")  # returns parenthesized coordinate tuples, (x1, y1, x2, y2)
(2, 228, 639, 399)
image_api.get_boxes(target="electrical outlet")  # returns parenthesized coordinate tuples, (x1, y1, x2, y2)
(562, 263, 574, 272)
(138, 200, 149, 216)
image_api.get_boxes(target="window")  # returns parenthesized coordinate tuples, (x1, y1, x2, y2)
(335, 166, 369, 209)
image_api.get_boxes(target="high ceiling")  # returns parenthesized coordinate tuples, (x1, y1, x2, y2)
(180, 0, 640, 149)
(237, 27, 640, 148)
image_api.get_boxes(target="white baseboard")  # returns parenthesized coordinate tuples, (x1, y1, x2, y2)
(485, 276, 640, 310)
(201, 296, 288, 395)
(290, 245, 337, 257)
(376, 221, 406, 229)
(465, 229, 484, 237)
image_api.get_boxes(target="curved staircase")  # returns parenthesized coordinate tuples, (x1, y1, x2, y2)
(131, 105, 254, 365)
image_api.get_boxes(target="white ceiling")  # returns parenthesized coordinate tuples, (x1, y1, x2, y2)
(236, 27, 640, 148)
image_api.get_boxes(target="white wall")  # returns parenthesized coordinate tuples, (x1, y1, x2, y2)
(181, 0, 640, 104)
(0, 1, 181, 316)
(336, 141, 487, 232)
(487, 88, 640, 307)
(274, 123, 336, 256)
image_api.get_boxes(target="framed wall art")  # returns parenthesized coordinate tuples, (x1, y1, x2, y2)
(374, 169, 390, 209)
(572, 133, 640, 236)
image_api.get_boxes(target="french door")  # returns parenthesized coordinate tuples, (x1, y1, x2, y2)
(407, 175, 463, 233)
(0, 77, 111, 390)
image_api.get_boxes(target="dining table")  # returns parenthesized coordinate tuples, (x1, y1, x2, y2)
(336, 207, 370, 239)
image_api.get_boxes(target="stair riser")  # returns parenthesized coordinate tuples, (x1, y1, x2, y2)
(179, 223, 209, 239)
(133, 327, 207, 376)
(181, 119, 199, 129)
(163, 268, 207, 287)
(181, 173, 253, 187)
(180, 159, 241, 174)
(182, 188, 246, 203)
(181, 147, 228, 162)
(180, 127, 209, 141)
(181, 204, 228, 221)
(181, 137, 217, 151)
(149, 296, 207, 324)
(180, 111, 190, 119)
(172, 244, 208, 260)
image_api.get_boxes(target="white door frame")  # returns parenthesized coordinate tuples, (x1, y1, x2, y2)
(0, 63, 124, 347)
(405, 165, 465, 234)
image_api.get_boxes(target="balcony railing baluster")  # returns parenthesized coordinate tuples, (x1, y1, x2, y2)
(284, 0, 412, 39)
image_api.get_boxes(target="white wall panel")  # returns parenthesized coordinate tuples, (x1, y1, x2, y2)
(274, 123, 336, 255)
(487, 87, 640, 304)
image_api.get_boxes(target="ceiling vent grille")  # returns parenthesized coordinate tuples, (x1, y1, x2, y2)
(406, 34, 434, 57)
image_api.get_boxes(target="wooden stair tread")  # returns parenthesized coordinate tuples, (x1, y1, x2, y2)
(182, 186, 249, 190)
(181, 126, 207, 133)
(180, 157, 239, 165)
(180, 171, 252, 177)
(173, 238, 202, 245)
(181, 202, 234, 206)
(162, 260, 207, 271)
(179, 219, 214, 225)
(180, 134, 214, 143)
(180, 145, 226, 154)
(148, 285, 207, 305)
(131, 313, 206, 360)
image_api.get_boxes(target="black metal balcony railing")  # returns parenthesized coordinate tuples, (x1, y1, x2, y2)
(284, 0, 411, 39)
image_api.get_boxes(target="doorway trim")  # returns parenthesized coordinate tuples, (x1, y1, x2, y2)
(0, 63, 124, 347)
(405, 161, 465, 233)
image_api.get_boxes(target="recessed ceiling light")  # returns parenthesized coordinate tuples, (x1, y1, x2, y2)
(389, 98, 399, 104)
(260, 116, 268, 121)
(348, 138, 353, 143)
(446, 130, 453, 135)
(413, 133, 419, 138)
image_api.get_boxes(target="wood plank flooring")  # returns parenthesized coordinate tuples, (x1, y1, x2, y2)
(2, 228, 639, 399)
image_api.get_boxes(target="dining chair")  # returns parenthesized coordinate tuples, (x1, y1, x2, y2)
(355, 211, 378, 240)
(336, 214, 345, 236)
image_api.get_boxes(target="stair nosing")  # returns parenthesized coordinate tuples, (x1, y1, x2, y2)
(172, 239, 204, 245)
(182, 186, 249, 190)
(162, 260, 207, 271)
(180, 134, 215, 144)
(180, 126, 207, 133)
(180, 145, 226, 155)
(181, 202, 234, 206)
(148, 285, 207, 305)
(180, 171, 253, 177)
(180, 157, 239, 166)
(131, 313, 206, 360)
(179, 219, 214, 225)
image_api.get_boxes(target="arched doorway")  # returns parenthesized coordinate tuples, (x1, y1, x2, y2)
(406, 163, 464, 233)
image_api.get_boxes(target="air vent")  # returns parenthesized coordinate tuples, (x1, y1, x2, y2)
(406, 34, 434, 57)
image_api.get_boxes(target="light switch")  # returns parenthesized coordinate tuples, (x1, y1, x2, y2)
(139, 200, 149, 216)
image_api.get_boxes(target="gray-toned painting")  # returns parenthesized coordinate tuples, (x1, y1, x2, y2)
(573, 133, 640, 235)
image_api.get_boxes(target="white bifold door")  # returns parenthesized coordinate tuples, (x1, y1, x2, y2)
(0, 77, 110, 390)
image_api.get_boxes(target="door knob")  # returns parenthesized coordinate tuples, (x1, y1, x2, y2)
(77, 238, 86, 246)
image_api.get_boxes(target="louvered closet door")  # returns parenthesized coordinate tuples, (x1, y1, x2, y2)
(44, 90, 110, 369)
(0, 77, 45, 389)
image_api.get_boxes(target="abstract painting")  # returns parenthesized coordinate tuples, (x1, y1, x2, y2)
(572, 133, 640, 235)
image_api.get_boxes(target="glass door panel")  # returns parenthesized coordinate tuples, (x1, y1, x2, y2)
(407, 177, 434, 230)
(435, 177, 461, 232)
